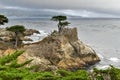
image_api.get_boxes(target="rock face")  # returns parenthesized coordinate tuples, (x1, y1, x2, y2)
(20, 28, 100, 71)
(0, 28, 100, 71)
(0, 28, 40, 42)
(24, 29, 40, 36)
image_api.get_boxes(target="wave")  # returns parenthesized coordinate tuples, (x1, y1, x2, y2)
(96, 65, 110, 69)
(23, 30, 48, 44)
(97, 54, 104, 59)
(108, 57, 119, 62)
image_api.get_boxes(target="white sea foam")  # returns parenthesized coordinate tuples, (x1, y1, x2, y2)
(96, 65, 109, 69)
(97, 54, 104, 59)
(23, 30, 48, 43)
(108, 57, 119, 62)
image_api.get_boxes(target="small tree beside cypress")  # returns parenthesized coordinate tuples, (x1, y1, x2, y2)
(0, 14, 8, 25)
(6, 25, 26, 48)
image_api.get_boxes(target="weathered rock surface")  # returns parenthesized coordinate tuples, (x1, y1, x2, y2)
(21, 28, 100, 71)
(24, 29, 40, 36)
(0, 28, 100, 71)
(0, 28, 40, 42)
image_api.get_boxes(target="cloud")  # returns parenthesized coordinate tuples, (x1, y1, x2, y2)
(1, 0, 120, 10)
(60, 10, 118, 18)
(1, 0, 120, 17)
(1, 7, 118, 18)
(46, 9, 118, 18)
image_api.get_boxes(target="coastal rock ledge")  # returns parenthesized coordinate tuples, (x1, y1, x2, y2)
(20, 27, 100, 71)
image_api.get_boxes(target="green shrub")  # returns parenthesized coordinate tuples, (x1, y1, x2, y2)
(57, 70, 90, 80)
(1, 50, 120, 80)
(0, 50, 58, 80)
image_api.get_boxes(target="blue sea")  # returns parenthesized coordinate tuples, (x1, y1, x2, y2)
(1, 8, 120, 69)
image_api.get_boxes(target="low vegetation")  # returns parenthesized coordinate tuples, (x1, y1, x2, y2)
(0, 14, 8, 25)
(0, 50, 119, 80)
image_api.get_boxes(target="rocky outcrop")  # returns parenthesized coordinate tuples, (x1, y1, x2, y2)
(0, 28, 100, 71)
(24, 29, 40, 36)
(20, 28, 100, 71)
(0, 28, 40, 42)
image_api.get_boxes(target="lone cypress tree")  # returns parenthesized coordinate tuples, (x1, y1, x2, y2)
(59, 21, 70, 31)
(7, 25, 26, 48)
(51, 15, 70, 33)
(0, 14, 8, 25)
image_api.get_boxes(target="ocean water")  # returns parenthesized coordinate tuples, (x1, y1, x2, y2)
(1, 9, 120, 69)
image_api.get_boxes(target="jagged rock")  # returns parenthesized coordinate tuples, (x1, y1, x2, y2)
(0, 28, 100, 71)
(3, 48, 16, 56)
(0, 28, 39, 42)
(1, 48, 26, 64)
(0, 41, 13, 50)
(20, 28, 100, 71)
(24, 29, 40, 36)
(0, 37, 12, 42)
(20, 37, 33, 41)
(0, 28, 15, 37)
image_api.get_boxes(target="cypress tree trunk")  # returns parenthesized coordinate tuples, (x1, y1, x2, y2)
(58, 20, 62, 34)
(58, 24, 60, 33)
(15, 32, 18, 48)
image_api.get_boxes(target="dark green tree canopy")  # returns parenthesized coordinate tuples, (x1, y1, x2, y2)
(7, 25, 26, 33)
(6, 25, 26, 48)
(0, 14, 8, 25)
(51, 15, 67, 21)
(59, 21, 70, 27)
(51, 15, 70, 33)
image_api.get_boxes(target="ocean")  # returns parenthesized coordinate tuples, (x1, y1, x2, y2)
(1, 9, 120, 69)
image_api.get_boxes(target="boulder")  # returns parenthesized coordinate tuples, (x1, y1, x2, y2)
(0, 28, 39, 42)
(20, 37, 33, 41)
(24, 29, 40, 36)
(0, 28, 15, 38)
(0, 37, 12, 42)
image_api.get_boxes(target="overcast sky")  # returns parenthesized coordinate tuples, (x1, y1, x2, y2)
(1, 0, 120, 17)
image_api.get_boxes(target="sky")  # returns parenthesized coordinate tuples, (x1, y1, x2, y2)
(1, 0, 120, 18)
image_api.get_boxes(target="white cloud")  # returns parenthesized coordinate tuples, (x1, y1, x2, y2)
(41, 9, 118, 18)
(1, 0, 120, 17)
(1, 5, 119, 18)
(1, 0, 120, 10)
